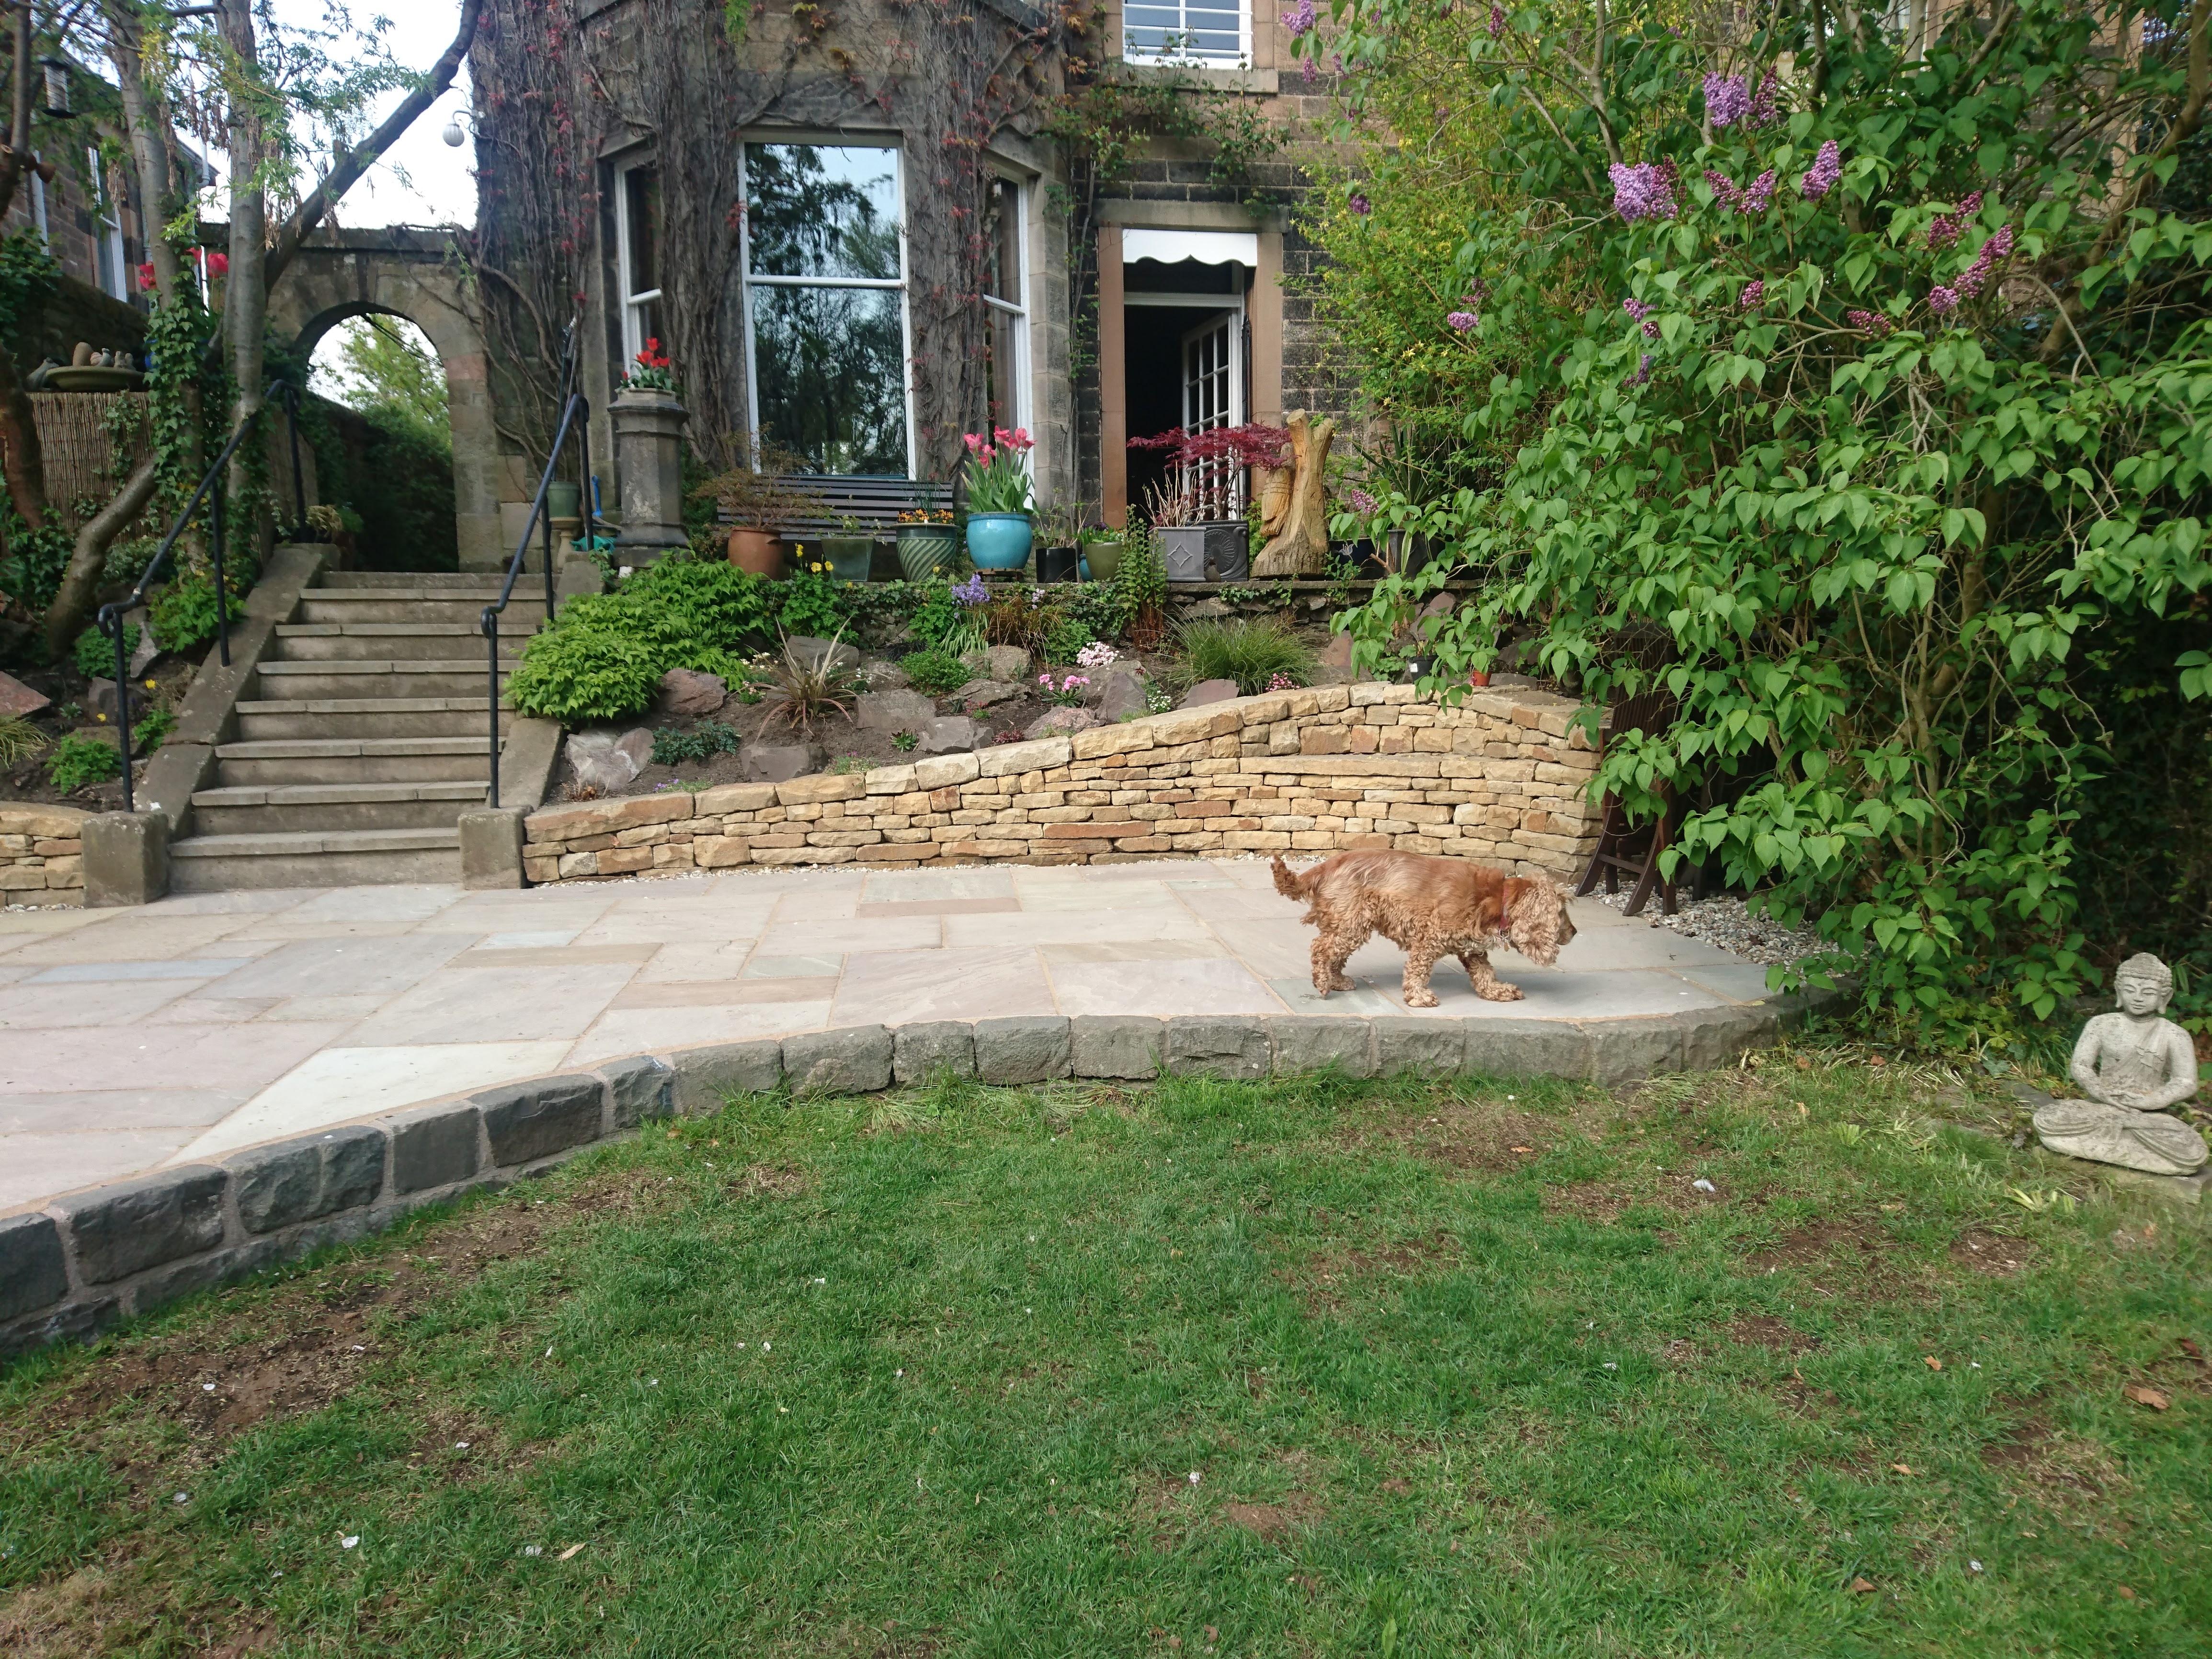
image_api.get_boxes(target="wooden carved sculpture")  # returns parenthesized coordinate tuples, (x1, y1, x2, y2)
(1253, 409, 1337, 577)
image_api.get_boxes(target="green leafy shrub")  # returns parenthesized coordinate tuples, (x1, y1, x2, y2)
(651, 722, 740, 766)
(150, 576, 232, 654)
(505, 627, 663, 723)
(1066, 579, 1129, 647)
(901, 647, 972, 695)
(891, 730, 919, 752)
(45, 732, 122, 793)
(1042, 609, 1094, 665)
(775, 569, 852, 638)
(1174, 616, 1312, 695)
(133, 706, 176, 754)
(910, 578, 984, 657)
(72, 623, 137, 681)
(623, 559, 778, 645)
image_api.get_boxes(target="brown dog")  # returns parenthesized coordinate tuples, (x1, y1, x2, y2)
(1270, 850, 1577, 1008)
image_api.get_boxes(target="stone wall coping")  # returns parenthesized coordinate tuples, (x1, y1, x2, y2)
(0, 804, 91, 836)
(0, 994, 1820, 1361)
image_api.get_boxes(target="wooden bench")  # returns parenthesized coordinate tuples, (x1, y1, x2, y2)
(718, 476, 955, 539)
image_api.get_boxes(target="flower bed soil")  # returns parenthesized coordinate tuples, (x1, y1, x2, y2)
(0, 651, 200, 810)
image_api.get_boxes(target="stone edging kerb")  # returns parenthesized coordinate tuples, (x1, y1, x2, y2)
(0, 998, 1805, 1361)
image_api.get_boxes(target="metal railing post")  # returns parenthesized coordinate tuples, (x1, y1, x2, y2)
(211, 474, 229, 669)
(486, 610, 502, 810)
(107, 607, 135, 815)
(285, 382, 308, 538)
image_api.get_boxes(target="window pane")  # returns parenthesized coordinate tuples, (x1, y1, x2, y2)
(1124, 0, 1243, 61)
(986, 306, 1021, 436)
(747, 145, 902, 281)
(752, 284, 908, 475)
(985, 179, 1020, 306)
(624, 167, 660, 298)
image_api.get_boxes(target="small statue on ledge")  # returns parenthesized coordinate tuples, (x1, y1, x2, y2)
(2034, 953, 2205, 1177)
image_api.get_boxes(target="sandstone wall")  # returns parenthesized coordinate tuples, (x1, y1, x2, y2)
(522, 682, 1604, 884)
(0, 805, 88, 903)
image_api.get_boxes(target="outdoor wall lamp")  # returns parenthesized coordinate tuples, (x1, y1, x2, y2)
(37, 56, 71, 120)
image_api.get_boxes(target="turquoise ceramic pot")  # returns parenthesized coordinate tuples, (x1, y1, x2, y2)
(965, 512, 1034, 571)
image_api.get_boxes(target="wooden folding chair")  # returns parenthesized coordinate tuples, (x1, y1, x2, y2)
(1575, 689, 1682, 918)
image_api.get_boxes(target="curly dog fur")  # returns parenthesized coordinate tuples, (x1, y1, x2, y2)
(1270, 850, 1577, 1008)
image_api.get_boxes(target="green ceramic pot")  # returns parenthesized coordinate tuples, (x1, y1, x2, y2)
(811, 536, 875, 584)
(897, 523, 962, 583)
(1080, 538, 1124, 582)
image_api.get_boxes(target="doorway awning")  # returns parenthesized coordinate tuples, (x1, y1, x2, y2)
(1122, 228, 1257, 266)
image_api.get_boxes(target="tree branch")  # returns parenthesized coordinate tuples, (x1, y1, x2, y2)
(262, 0, 482, 290)
(41, 452, 159, 659)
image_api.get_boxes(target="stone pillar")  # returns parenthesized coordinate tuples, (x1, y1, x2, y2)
(610, 390, 691, 562)
(83, 811, 169, 907)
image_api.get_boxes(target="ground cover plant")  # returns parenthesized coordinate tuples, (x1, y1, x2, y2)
(3, 1056, 2205, 1655)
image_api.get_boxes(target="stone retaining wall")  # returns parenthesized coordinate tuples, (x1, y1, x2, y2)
(0, 804, 89, 903)
(0, 999, 1797, 1360)
(522, 682, 1603, 884)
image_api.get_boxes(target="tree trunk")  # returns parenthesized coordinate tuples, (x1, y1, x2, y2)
(42, 454, 160, 660)
(217, 0, 268, 526)
(1252, 412, 1336, 577)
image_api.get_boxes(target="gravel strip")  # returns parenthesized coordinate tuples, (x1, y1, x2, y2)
(1596, 887, 1832, 967)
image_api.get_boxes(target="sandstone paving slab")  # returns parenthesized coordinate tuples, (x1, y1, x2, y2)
(634, 941, 757, 982)
(1171, 886, 1310, 923)
(1670, 962, 1786, 1004)
(1425, 968, 1728, 1020)
(0, 1130, 204, 1211)
(1265, 978, 1407, 1019)
(0, 1088, 252, 1135)
(1037, 938, 1233, 964)
(26, 958, 255, 983)
(944, 908, 1215, 949)
(570, 906, 781, 947)
(1552, 920, 1746, 973)
(759, 916, 943, 956)
(830, 945, 1056, 1027)
(0, 1020, 355, 1096)
(5, 913, 263, 964)
(178, 1040, 573, 1161)
(203, 933, 474, 999)
(0, 979, 214, 1030)
(262, 994, 390, 1022)
(123, 889, 310, 917)
(142, 996, 285, 1024)
(1045, 955, 1286, 1019)
(478, 929, 587, 949)
(744, 953, 845, 979)
(340, 963, 638, 1047)
(453, 943, 659, 969)
(280, 884, 463, 923)
(1008, 874, 1180, 913)
(860, 867, 1015, 902)
(613, 977, 837, 1008)
(564, 1002, 835, 1069)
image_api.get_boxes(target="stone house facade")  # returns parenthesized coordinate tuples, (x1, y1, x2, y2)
(460, 0, 1356, 560)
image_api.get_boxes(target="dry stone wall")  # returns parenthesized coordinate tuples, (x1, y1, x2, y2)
(0, 804, 88, 902)
(523, 683, 1605, 884)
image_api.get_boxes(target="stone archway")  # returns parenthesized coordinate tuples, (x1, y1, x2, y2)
(267, 227, 503, 568)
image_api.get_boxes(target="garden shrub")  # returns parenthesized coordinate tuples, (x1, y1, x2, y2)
(505, 626, 664, 723)
(72, 623, 137, 680)
(651, 722, 740, 766)
(774, 568, 852, 638)
(1309, 0, 2212, 1039)
(150, 574, 238, 654)
(45, 731, 121, 793)
(901, 647, 973, 695)
(1174, 616, 1313, 695)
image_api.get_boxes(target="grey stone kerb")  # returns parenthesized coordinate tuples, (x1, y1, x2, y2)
(0, 1001, 1805, 1362)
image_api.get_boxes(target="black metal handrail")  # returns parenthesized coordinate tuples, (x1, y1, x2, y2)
(97, 397, 285, 816)
(481, 391, 589, 808)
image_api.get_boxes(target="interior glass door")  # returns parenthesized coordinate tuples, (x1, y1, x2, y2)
(1181, 313, 1241, 519)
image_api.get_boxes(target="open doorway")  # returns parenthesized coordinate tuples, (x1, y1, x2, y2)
(308, 314, 458, 569)
(1122, 247, 1247, 519)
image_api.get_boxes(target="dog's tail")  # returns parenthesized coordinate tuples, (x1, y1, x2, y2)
(1270, 855, 1317, 901)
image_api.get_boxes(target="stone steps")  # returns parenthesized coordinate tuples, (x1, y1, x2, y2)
(164, 570, 547, 887)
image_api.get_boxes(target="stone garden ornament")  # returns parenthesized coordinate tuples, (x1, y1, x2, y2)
(2034, 954, 2206, 1176)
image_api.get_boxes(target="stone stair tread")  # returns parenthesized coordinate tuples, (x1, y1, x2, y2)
(277, 621, 488, 636)
(171, 827, 461, 858)
(259, 659, 516, 675)
(216, 737, 496, 758)
(237, 697, 512, 715)
(191, 782, 489, 807)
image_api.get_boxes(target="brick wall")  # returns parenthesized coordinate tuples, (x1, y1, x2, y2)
(522, 682, 1604, 884)
(0, 805, 89, 903)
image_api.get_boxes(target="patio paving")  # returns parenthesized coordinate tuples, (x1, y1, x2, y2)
(0, 858, 1780, 1216)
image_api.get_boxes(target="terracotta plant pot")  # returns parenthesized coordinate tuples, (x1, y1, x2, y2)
(727, 527, 784, 577)
(1469, 670, 1492, 687)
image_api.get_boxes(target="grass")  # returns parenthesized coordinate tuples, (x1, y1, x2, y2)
(2, 1056, 2207, 1656)
(1173, 615, 1314, 695)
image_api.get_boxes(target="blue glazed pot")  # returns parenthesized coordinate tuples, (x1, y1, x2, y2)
(965, 512, 1034, 570)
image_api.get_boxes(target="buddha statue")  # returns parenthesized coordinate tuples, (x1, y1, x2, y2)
(2033, 953, 2205, 1177)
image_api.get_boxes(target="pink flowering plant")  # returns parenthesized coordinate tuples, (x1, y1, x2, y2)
(1038, 670, 1089, 707)
(961, 427, 1035, 515)
(1306, 0, 2212, 1038)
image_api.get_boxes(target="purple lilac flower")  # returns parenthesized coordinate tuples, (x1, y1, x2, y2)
(1609, 161, 1677, 223)
(1703, 72, 1752, 129)
(1345, 487, 1380, 514)
(1622, 296, 1658, 339)
(1800, 141, 1842, 200)
(1748, 71, 1779, 126)
(1625, 352, 1654, 388)
(1927, 285, 1961, 316)
(1464, 279, 1490, 304)
(1927, 191, 1985, 251)
(1846, 309, 1894, 338)
(1740, 280, 1764, 310)
(951, 573, 989, 607)
(1348, 192, 1371, 215)
(1284, 0, 1317, 36)
(1952, 223, 2014, 299)
(1447, 311, 1479, 332)
(1488, 1, 1506, 37)
(1742, 169, 1775, 213)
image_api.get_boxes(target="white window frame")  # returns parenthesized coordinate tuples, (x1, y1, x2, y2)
(982, 173, 1029, 473)
(738, 136, 915, 479)
(1121, 0, 1251, 66)
(613, 159, 662, 367)
(90, 146, 126, 301)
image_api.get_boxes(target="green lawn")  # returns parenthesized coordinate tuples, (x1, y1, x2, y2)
(3, 1056, 2207, 1657)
